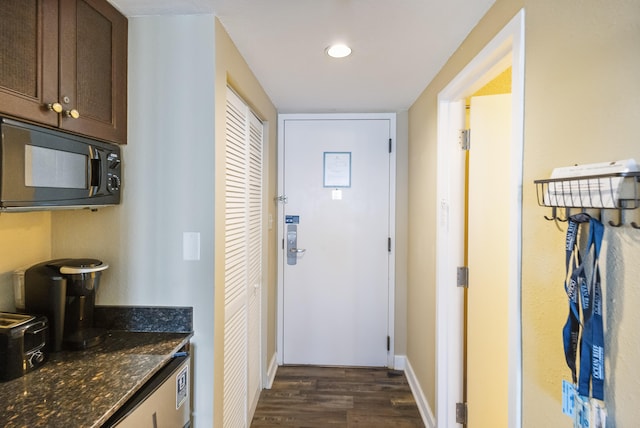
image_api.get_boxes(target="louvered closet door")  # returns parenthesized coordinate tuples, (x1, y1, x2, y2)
(224, 88, 263, 427)
(246, 111, 263, 416)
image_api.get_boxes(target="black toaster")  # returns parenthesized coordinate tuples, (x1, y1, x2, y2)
(0, 312, 48, 381)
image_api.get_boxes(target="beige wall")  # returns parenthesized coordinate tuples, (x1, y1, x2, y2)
(408, 0, 640, 426)
(214, 18, 278, 427)
(0, 212, 51, 310)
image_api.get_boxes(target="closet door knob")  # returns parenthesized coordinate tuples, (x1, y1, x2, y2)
(47, 102, 63, 113)
(64, 109, 80, 119)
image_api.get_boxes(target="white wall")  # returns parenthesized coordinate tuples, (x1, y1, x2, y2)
(52, 15, 216, 426)
(0, 212, 52, 311)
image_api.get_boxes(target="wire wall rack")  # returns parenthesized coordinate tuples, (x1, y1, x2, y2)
(534, 171, 640, 228)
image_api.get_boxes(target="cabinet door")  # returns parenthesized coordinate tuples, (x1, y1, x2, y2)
(59, 0, 127, 144)
(0, 0, 59, 126)
(112, 360, 190, 428)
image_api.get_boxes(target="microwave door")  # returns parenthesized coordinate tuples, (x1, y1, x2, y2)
(1, 122, 92, 207)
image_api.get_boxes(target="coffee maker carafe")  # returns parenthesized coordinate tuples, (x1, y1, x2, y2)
(23, 259, 108, 352)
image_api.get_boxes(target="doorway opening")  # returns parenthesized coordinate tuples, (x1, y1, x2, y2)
(435, 9, 525, 428)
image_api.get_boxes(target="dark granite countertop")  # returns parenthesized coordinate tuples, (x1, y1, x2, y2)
(0, 330, 192, 428)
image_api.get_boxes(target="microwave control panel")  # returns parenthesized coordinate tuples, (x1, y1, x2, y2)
(106, 153, 121, 193)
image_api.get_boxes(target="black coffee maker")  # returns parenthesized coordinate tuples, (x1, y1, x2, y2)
(23, 258, 109, 352)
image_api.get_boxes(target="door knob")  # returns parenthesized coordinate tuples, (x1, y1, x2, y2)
(64, 109, 80, 119)
(46, 102, 63, 113)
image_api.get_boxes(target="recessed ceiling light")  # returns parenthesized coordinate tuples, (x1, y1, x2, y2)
(326, 44, 352, 58)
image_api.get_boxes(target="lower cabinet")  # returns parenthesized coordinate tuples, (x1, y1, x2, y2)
(104, 355, 191, 428)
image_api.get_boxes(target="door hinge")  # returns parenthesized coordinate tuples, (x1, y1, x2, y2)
(457, 266, 469, 288)
(459, 129, 470, 150)
(387, 335, 391, 351)
(282, 238, 284, 250)
(456, 402, 468, 424)
(388, 237, 392, 253)
(388, 138, 393, 153)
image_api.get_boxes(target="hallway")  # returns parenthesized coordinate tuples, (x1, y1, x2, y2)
(251, 366, 424, 427)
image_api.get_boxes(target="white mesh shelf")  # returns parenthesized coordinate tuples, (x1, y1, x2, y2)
(534, 172, 640, 210)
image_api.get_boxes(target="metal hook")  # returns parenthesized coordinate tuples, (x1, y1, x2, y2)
(608, 208, 623, 227)
(557, 207, 570, 222)
(544, 206, 557, 221)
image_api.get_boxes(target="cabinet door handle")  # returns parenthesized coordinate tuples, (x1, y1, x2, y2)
(46, 102, 63, 113)
(64, 109, 80, 119)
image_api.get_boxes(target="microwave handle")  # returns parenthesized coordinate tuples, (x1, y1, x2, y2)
(90, 157, 101, 189)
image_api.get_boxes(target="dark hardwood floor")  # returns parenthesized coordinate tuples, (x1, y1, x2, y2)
(251, 365, 425, 427)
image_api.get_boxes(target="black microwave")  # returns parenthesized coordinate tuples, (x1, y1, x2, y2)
(0, 118, 121, 211)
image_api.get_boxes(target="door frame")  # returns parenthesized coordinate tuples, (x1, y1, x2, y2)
(435, 9, 524, 428)
(276, 113, 397, 368)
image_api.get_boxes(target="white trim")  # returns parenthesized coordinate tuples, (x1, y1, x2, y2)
(394, 354, 406, 371)
(507, 11, 525, 428)
(276, 113, 397, 368)
(435, 9, 524, 428)
(261, 120, 271, 393)
(265, 353, 278, 389)
(435, 99, 466, 428)
(405, 357, 436, 428)
(276, 115, 285, 365)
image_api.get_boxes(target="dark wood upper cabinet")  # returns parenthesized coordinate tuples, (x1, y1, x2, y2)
(0, 0, 59, 127)
(59, 0, 127, 144)
(0, 0, 127, 144)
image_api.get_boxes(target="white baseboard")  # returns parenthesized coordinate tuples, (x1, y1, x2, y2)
(265, 353, 278, 389)
(404, 357, 436, 428)
(394, 354, 406, 370)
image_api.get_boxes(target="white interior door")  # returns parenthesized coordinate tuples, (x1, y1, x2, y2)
(281, 116, 392, 367)
(467, 93, 512, 427)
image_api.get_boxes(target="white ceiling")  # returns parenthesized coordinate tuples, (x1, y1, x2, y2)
(108, 0, 495, 113)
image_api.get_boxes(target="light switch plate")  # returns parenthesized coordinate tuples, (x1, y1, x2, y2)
(183, 232, 200, 261)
